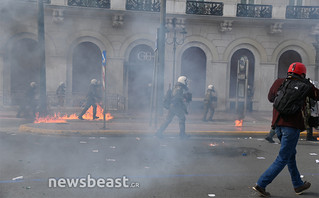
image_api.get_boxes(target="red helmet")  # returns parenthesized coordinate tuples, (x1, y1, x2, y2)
(287, 62, 306, 76)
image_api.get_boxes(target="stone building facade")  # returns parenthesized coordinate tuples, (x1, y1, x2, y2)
(1, 0, 319, 113)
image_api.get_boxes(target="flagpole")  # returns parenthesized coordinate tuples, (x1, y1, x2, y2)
(102, 50, 107, 129)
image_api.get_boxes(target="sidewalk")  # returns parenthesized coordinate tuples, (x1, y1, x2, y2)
(1, 106, 317, 137)
(19, 109, 274, 136)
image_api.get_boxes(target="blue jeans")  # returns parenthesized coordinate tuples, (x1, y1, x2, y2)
(257, 126, 304, 189)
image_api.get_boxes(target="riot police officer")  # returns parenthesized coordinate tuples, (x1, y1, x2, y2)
(155, 76, 191, 139)
(202, 84, 217, 122)
(16, 82, 38, 118)
(56, 82, 66, 107)
(78, 79, 101, 120)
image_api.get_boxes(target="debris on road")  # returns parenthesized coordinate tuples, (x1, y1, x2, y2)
(12, 176, 23, 181)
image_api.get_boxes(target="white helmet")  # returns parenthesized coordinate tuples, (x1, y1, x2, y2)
(30, 82, 36, 88)
(177, 76, 188, 86)
(208, 85, 214, 90)
(91, 79, 97, 85)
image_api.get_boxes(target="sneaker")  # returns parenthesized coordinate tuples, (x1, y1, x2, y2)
(294, 181, 311, 195)
(78, 116, 84, 120)
(252, 185, 270, 197)
(265, 136, 275, 143)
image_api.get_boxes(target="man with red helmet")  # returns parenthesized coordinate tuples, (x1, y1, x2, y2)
(253, 62, 319, 196)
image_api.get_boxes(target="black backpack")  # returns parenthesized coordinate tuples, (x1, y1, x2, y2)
(273, 76, 312, 115)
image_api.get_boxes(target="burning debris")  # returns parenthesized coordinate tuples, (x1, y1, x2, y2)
(34, 105, 113, 123)
(235, 120, 243, 127)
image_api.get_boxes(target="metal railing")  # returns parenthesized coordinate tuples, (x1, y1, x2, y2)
(236, 4, 272, 18)
(186, 1, 223, 16)
(68, 0, 110, 9)
(286, 6, 319, 19)
(126, 0, 160, 12)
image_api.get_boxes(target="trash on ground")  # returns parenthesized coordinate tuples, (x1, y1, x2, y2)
(309, 153, 318, 156)
(109, 146, 116, 149)
(316, 159, 319, 164)
(92, 150, 99, 153)
(208, 194, 216, 197)
(136, 137, 141, 141)
(257, 157, 266, 160)
(12, 176, 23, 181)
(300, 175, 304, 178)
(106, 158, 116, 162)
(80, 141, 87, 144)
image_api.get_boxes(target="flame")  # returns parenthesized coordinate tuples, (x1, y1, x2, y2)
(235, 120, 243, 127)
(34, 112, 67, 123)
(317, 137, 319, 141)
(34, 104, 113, 123)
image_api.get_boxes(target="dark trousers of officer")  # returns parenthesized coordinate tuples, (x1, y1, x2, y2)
(79, 102, 97, 117)
(202, 103, 215, 121)
(157, 107, 186, 136)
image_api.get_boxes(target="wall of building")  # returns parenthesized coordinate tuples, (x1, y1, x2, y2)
(1, 0, 319, 112)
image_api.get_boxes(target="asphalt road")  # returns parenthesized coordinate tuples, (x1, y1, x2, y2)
(0, 129, 318, 198)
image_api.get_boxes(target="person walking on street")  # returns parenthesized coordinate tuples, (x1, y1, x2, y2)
(56, 82, 66, 107)
(78, 79, 101, 120)
(202, 84, 217, 122)
(155, 76, 192, 139)
(253, 62, 319, 197)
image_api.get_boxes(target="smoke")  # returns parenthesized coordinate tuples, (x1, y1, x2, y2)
(0, 1, 229, 198)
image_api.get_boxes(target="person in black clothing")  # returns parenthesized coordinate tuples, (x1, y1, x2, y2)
(16, 82, 38, 118)
(155, 76, 192, 139)
(56, 82, 66, 107)
(202, 84, 217, 122)
(78, 79, 101, 120)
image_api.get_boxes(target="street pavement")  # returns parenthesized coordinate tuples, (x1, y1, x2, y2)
(0, 107, 318, 198)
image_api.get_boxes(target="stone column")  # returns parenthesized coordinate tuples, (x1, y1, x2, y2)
(0, 54, 3, 107)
